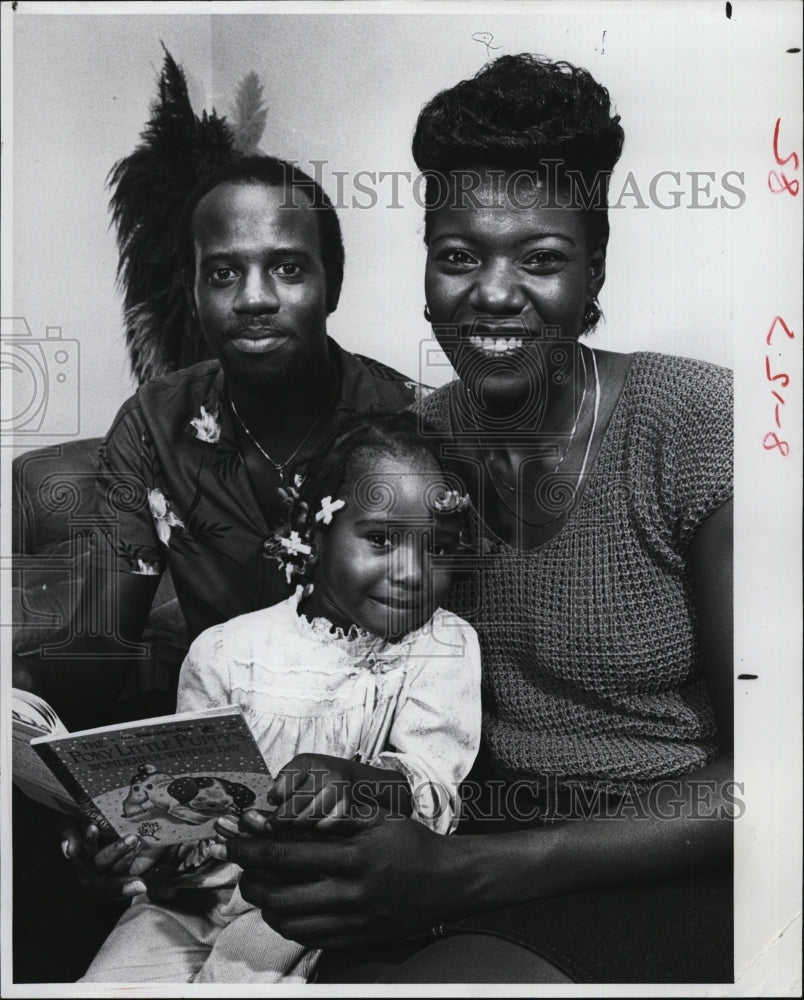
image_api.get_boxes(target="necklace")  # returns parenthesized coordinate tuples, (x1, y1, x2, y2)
(490, 346, 590, 491)
(230, 393, 336, 485)
(478, 346, 600, 527)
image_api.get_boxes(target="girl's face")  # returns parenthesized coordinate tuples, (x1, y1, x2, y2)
(310, 453, 461, 640)
(424, 172, 605, 408)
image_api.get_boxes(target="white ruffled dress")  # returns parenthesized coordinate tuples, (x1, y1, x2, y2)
(81, 588, 481, 984)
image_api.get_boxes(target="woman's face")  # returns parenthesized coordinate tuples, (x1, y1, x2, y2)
(424, 173, 605, 408)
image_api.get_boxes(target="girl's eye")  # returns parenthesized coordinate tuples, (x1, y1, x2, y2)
(366, 532, 392, 550)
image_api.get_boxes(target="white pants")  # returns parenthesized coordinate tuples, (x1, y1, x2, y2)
(80, 884, 320, 984)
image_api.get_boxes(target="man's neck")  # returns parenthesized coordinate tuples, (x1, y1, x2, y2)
(226, 345, 340, 436)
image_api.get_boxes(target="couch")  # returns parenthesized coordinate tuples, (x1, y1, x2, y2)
(11, 438, 190, 982)
(12, 437, 190, 720)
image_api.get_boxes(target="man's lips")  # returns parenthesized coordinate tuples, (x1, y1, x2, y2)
(229, 328, 291, 354)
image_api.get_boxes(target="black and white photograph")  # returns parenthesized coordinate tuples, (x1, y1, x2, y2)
(1, 1, 801, 993)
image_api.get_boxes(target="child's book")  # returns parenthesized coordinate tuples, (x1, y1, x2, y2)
(12, 689, 274, 847)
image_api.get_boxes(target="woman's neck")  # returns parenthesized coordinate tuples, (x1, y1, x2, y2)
(465, 341, 589, 434)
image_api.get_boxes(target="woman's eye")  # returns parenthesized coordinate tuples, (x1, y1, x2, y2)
(437, 248, 477, 269)
(523, 250, 566, 271)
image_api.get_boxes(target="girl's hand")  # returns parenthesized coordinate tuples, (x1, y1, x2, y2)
(267, 753, 381, 834)
(60, 823, 173, 900)
(59, 823, 148, 900)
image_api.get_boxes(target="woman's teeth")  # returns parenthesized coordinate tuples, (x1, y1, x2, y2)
(468, 336, 524, 353)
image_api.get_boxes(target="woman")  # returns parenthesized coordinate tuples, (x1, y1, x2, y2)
(225, 53, 734, 985)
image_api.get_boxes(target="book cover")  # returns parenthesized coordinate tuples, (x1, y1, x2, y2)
(30, 705, 274, 846)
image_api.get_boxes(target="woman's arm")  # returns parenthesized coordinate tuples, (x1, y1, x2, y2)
(223, 499, 735, 948)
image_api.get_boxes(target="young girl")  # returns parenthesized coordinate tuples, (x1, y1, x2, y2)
(75, 411, 482, 984)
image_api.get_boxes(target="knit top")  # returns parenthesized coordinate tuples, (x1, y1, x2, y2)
(417, 352, 733, 792)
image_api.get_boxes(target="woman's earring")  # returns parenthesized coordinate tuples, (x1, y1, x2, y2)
(583, 298, 602, 332)
(423, 304, 432, 323)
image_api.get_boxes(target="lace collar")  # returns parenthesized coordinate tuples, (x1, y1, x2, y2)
(290, 586, 431, 659)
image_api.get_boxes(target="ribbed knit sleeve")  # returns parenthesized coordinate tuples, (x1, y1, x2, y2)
(663, 358, 733, 548)
(623, 355, 733, 572)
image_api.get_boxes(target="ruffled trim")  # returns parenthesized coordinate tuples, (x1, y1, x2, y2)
(290, 586, 435, 661)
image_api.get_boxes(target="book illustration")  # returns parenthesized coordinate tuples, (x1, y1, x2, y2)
(27, 704, 274, 845)
(121, 763, 258, 828)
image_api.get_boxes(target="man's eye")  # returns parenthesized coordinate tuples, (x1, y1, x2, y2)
(207, 266, 238, 285)
(274, 262, 303, 277)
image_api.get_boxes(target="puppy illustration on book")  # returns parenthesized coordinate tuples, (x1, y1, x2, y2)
(122, 764, 257, 825)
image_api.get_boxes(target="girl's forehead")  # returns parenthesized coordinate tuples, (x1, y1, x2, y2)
(347, 450, 440, 482)
(343, 464, 450, 518)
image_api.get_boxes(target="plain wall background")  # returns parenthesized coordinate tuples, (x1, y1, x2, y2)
(9, 2, 794, 449)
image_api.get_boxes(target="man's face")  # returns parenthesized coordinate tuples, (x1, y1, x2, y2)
(190, 181, 330, 390)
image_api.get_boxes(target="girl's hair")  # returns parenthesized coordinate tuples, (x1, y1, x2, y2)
(411, 53, 625, 256)
(270, 410, 468, 584)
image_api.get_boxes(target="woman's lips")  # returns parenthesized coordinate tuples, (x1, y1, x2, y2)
(468, 334, 524, 353)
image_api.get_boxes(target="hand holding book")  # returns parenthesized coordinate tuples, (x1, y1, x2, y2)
(59, 823, 160, 900)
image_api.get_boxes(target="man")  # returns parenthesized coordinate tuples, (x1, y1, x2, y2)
(18, 155, 421, 723)
(11, 154, 423, 983)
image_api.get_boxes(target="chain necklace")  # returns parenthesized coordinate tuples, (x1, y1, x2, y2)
(230, 393, 336, 485)
(477, 346, 600, 527)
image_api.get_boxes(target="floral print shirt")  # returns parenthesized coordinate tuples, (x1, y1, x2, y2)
(96, 342, 422, 643)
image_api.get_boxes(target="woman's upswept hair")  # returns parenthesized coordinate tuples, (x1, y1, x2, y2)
(412, 53, 625, 249)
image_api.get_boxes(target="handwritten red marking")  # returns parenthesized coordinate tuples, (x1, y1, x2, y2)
(773, 118, 800, 169)
(763, 432, 790, 456)
(763, 316, 795, 455)
(768, 171, 800, 195)
(766, 316, 795, 346)
(765, 356, 791, 388)
(768, 120, 800, 196)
